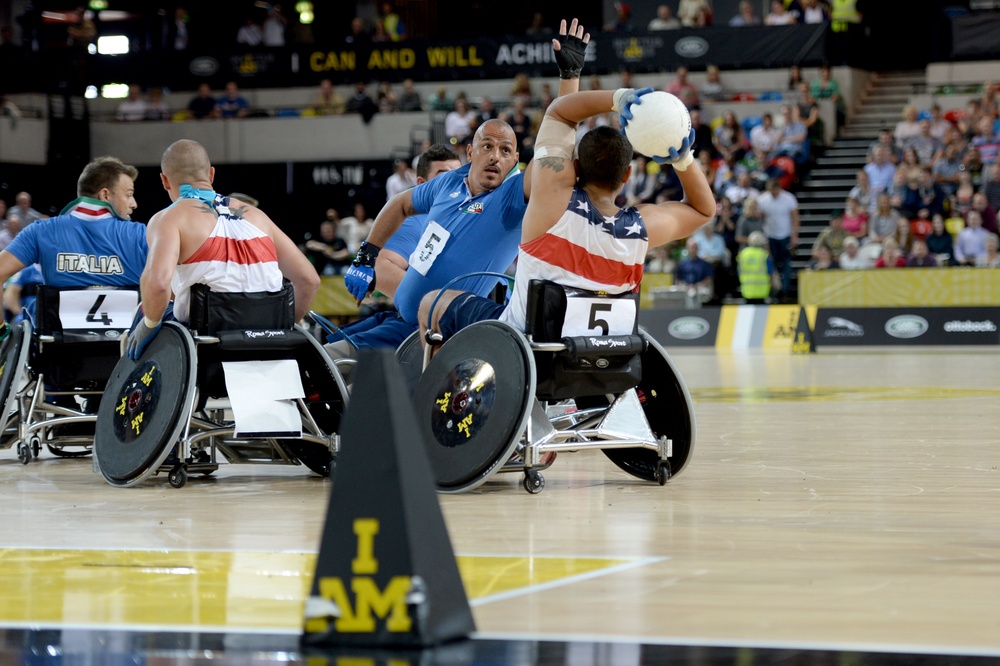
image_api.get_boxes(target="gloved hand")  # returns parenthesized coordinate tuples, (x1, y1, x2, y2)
(650, 127, 697, 172)
(553, 18, 589, 80)
(345, 241, 380, 303)
(0, 321, 10, 344)
(612, 86, 655, 123)
(127, 315, 162, 360)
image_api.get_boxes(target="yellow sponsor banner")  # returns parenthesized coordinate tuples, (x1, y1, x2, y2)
(308, 276, 360, 318)
(799, 267, 1000, 307)
(761, 305, 802, 350)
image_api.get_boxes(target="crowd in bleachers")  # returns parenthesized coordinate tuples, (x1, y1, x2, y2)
(809, 81, 1000, 272)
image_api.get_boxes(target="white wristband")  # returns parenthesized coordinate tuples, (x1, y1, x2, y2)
(672, 151, 695, 172)
(143, 316, 161, 328)
(611, 88, 634, 114)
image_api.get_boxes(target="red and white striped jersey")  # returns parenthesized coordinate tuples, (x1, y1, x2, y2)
(500, 188, 648, 332)
(171, 197, 283, 323)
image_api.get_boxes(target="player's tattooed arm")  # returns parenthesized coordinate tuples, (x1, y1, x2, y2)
(538, 156, 567, 172)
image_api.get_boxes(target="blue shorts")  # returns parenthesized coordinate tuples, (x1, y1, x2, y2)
(439, 293, 505, 339)
(326, 310, 417, 350)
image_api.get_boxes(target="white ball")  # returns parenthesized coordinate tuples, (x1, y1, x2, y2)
(622, 91, 692, 159)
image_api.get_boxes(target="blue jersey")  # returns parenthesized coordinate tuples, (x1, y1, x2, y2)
(5, 197, 148, 288)
(393, 164, 526, 324)
(383, 213, 427, 259)
(8, 263, 43, 324)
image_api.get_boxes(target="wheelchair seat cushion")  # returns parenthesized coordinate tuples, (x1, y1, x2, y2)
(187, 282, 295, 335)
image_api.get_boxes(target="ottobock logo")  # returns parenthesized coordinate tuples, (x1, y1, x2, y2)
(667, 316, 710, 340)
(823, 316, 864, 337)
(943, 320, 998, 333)
(675, 36, 709, 58)
(884, 315, 929, 339)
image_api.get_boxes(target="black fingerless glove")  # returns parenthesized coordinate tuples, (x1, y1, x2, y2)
(353, 241, 381, 268)
(555, 33, 587, 79)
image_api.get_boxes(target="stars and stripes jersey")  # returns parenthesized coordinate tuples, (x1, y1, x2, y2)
(171, 193, 283, 323)
(499, 188, 648, 332)
(4, 197, 148, 288)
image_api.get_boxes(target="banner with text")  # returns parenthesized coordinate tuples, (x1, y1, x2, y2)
(814, 307, 1000, 346)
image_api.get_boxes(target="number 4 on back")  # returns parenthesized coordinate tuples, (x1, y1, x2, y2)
(86, 294, 112, 326)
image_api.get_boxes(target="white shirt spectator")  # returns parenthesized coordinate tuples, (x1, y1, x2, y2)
(116, 97, 148, 122)
(750, 123, 782, 154)
(758, 189, 799, 239)
(386, 166, 417, 200)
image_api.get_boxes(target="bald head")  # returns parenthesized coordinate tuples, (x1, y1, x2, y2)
(473, 118, 514, 145)
(161, 139, 212, 185)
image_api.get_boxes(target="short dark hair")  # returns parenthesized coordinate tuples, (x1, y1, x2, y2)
(415, 144, 457, 179)
(77, 156, 138, 198)
(578, 126, 632, 191)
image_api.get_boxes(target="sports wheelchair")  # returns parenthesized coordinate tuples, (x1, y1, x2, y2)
(0, 285, 139, 464)
(397, 279, 695, 494)
(93, 284, 348, 488)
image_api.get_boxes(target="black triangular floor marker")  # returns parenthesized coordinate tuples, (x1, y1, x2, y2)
(302, 348, 475, 649)
(792, 307, 816, 354)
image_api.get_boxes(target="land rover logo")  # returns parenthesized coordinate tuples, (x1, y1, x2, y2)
(675, 36, 709, 58)
(189, 57, 219, 76)
(884, 314, 929, 339)
(668, 316, 710, 340)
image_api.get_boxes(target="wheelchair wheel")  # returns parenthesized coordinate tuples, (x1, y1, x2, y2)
(0, 321, 30, 432)
(412, 321, 536, 493)
(278, 327, 347, 478)
(94, 322, 197, 487)
(394, 329, 424, 395)
(596, 329, 696, 482)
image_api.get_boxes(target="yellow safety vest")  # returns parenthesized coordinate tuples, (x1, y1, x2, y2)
(830, 0, 860, 32)
(738, 247, 771, 299)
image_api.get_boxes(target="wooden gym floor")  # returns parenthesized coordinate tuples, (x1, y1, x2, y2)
(1, 349, 999, 664)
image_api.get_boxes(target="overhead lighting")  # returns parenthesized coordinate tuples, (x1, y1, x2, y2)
(85, 86, 98, 99)
(101, 83, 129, 99)
(89, 0, 109, 9)
(296, 1, 314, 24)
(96, 35, 129, 55)
(97, 11, 132, 21)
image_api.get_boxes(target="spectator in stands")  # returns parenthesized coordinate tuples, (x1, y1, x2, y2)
(774, 105, 808, 163)
(314, 78, 345, 115)
(904, 120, 943, 167)
(893, 217, 914, 254)
(666, 66, 699, 110)
(737, 231, 776, 303)
(385, 159, 417, 200)
(623, 156, 657, 206)
(906, 238, 938, 267)
(217, 81, 249, 119)
(675, 238, 715, 303)
(849, 169, 876, 213)
(838, 236, 871, 269)
(954, 209, 988, 265)
(796, 82, 822, 150)
(765, 0, 797, 24)
(842, 196, 868, 238)
(345, 17, 371, 46)
(868, 193, 902, 244)
(305, 213, 352, 276)
(187, 83, 219, 120)
(716, 196, 739, 261)
(376, 81, 398, 114)
(445, 98, 477, 145)
(696, 221, 731, 300)
(724, 171, 759, 218)
(6, 192, 43, 226)
(0, 200, 6, 225)
(932, 142, 963, 196)
(604, 2, 634, 31)
(145, 87, 170, 121)
(166, 7, 190, 51)
(975, 233, 1000, 267)
(689, 108, 717, 160)
(371, 20, 391, 44)
(875, 238, 905, 268)
(237, 15, 262, 46)
(962, 145, 985, 188)
(729, 1, 760, 26)
(970, 191, 998, 234)
(116, 84, 148, 122)
(380, 1, 406, 41)
(894, 106, 922, 152)
(812, 211, 849, 260)
(262, 4, 288, 47)
(476, 97, 498, 128)
(700, 65, 726, 103)
(713, 110, 745, 162)
(868, 128, 899, 164)
(787, 64, 804, 92)
(970, 116, 1000, 166)
(678, 0, 712, 27)
(807, 244, 838, 270)
(0, 212, 22, 252)
(648, 4, 681, 29)
(750, 112, 781, 155)
(800, 0, 830, 23)
(927, 104, 952, 143)
(758, 178, 799, 296)
(397, 79, 422, 112)
(338, 202, 373, 254)
(525, 12, 552, 35)
(983, 164, 1000, 211)
(346, 81, 379, 123)
(811, 64, 844, 127)
(896, 147, 924, 183)
(510, 73, 535, 106)
(735, 196, 765, 247)
(696, 150, 717, 185)
(926, 214, 955, 265)
(864, 146, 896, 195)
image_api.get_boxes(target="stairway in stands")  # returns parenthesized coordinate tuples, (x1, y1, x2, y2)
(793, 70, 927, 275)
